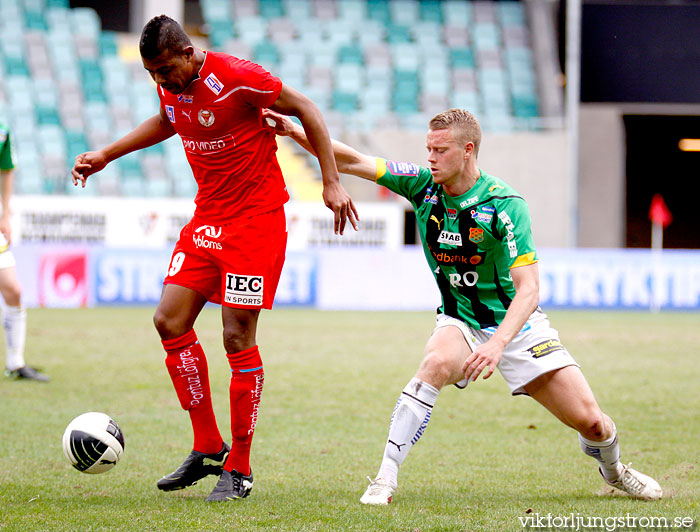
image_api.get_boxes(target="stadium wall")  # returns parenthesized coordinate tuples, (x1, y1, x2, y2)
(9, 196, 700, 312)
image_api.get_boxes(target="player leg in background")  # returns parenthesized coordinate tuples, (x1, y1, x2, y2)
(154, 284, 229, 492)
(205, 307, 260, 502)
(0, 262, 48, 382)
(361, 325, 469, 505)
(524, 366, 662, 500)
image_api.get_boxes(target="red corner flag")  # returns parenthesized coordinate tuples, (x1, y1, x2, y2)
(649, 194, 672, 228)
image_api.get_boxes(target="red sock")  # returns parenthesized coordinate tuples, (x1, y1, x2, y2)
(224, 345, 264, 476)
(162, 329, 223, 454)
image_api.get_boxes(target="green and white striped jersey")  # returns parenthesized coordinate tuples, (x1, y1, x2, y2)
(377, 158, 538, 329)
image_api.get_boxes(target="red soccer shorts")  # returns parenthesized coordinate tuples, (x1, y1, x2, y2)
(164, 207, 287, 309)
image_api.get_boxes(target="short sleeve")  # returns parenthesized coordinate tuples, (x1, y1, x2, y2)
(0, 128, 14, 170)
(232, 59, 283, 108)
(376, 158, 433, 201)
(494, 197, 537, 268)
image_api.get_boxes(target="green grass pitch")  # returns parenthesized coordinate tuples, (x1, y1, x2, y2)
(1, 308, 698, 531)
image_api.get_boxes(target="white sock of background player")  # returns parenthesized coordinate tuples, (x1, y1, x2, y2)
(376, 377, 439, 487)
(3, 305, 27, 371)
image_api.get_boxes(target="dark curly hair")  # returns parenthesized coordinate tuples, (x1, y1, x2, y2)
(139, 15, 192, 60)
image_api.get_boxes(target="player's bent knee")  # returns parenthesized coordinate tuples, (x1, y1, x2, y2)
(417, 351, 459, 388)
(575, 412, 609, 441)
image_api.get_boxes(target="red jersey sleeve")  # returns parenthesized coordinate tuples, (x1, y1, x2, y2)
(228, 58, 282, 109)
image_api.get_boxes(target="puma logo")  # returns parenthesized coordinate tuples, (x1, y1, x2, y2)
(430, 215, 443, 229)
(388, 440, 406, 452)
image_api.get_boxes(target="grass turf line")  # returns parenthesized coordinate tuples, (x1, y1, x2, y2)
(0, 308, 698, 531)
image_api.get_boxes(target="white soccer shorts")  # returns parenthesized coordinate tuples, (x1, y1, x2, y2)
(434, 309, 579, 395)
(0, 232, 16, 269)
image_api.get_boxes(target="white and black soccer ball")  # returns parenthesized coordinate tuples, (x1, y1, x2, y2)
(62, 412, 125, 474)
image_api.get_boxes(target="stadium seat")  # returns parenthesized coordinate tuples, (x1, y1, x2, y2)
(5, 0, 542, 197)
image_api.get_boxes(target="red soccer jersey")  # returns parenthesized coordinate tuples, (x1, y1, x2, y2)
(157, 51, 289, 223)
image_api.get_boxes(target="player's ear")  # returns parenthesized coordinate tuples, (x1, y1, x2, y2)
(182, 45, 195, 60)
(464, 141, 474, 159)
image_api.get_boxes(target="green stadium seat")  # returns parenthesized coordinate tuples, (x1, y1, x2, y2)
(332, 91, 359, 113)
(385, 22, 412, 44)
(338, 43, 364, 65)
(419, 0, 443, 23)
(450, 47, 475, 69)
(367, 0, 390, 21)
(25, 10, 48, 30)
(259, 0, 285, 19)
(253, 41, 280, 66)
(99, 32, 118, 56)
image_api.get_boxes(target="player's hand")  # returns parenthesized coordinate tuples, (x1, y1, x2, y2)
(0, 215, 11, 245)
(323, 181, 359, 235)
(461, 337, 505, 382)
(71, 151, 108, 188)
(262, 109, 295, 136)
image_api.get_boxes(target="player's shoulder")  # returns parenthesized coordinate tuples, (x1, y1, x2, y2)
(478, 171, 524, 203)
(208, 50, 272, 80)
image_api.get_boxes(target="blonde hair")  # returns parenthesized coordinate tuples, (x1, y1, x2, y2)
(429, 108, 482, 158)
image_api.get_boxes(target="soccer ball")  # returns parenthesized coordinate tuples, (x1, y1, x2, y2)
(62, 412, 125, 474)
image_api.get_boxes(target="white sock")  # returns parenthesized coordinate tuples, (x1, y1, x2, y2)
(579, 420, 621, 481)
(376, 378, 439, 487)
(3, 305, 27, 371)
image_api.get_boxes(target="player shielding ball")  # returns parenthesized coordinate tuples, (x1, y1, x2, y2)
(71, 15, 357, 503)
(263, 107, 662, 504)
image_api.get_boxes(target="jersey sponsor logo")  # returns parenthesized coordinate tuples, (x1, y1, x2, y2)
(429, 215, 443, 229)
(498, 211, 518, 257)
(181, 135, 232, 154)
(470, 255, 482, 265)
(181, 109, 192, 121)
(489, 183, 504, 192)
(471, 210, 492, 223)
(423, 187, 438, 204)
(177, 94, 194, 103)
(459, 196, 479, 208)
(448, 271, 479, 288)
(527, 339, 564, 358)
(438, 230, 462, 246)
(198, 108, 215, 127)
(225, 273, 263, 306)
(481, 205, 496, 214)
(193, 225, 222, 250)
(387, 160, 420, 176)
(447, 208, 457, 219)
(468, 227, 484, 244)
(193, 234, 222, 250)
(194, 225, 222, 238)
(165, 105, 175, 123)
(204, 73, 224, 95)
(428, 243, 475, 266)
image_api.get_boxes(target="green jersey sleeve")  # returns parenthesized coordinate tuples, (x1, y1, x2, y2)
(0, 124, 14, 170)
(375, 158, 433, 201)
(493, 196, 537, 268)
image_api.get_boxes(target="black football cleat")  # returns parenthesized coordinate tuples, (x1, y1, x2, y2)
(5, 366, 49, 382)
(156, 443, 230, 491)
(205, 469, 254, 502)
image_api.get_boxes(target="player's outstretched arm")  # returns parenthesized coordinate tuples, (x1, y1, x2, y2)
(462, 262, 540, 382)
(263, 109, 378, 183)
(269, 85, 359, 234)
(71, 110, 176, 188)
